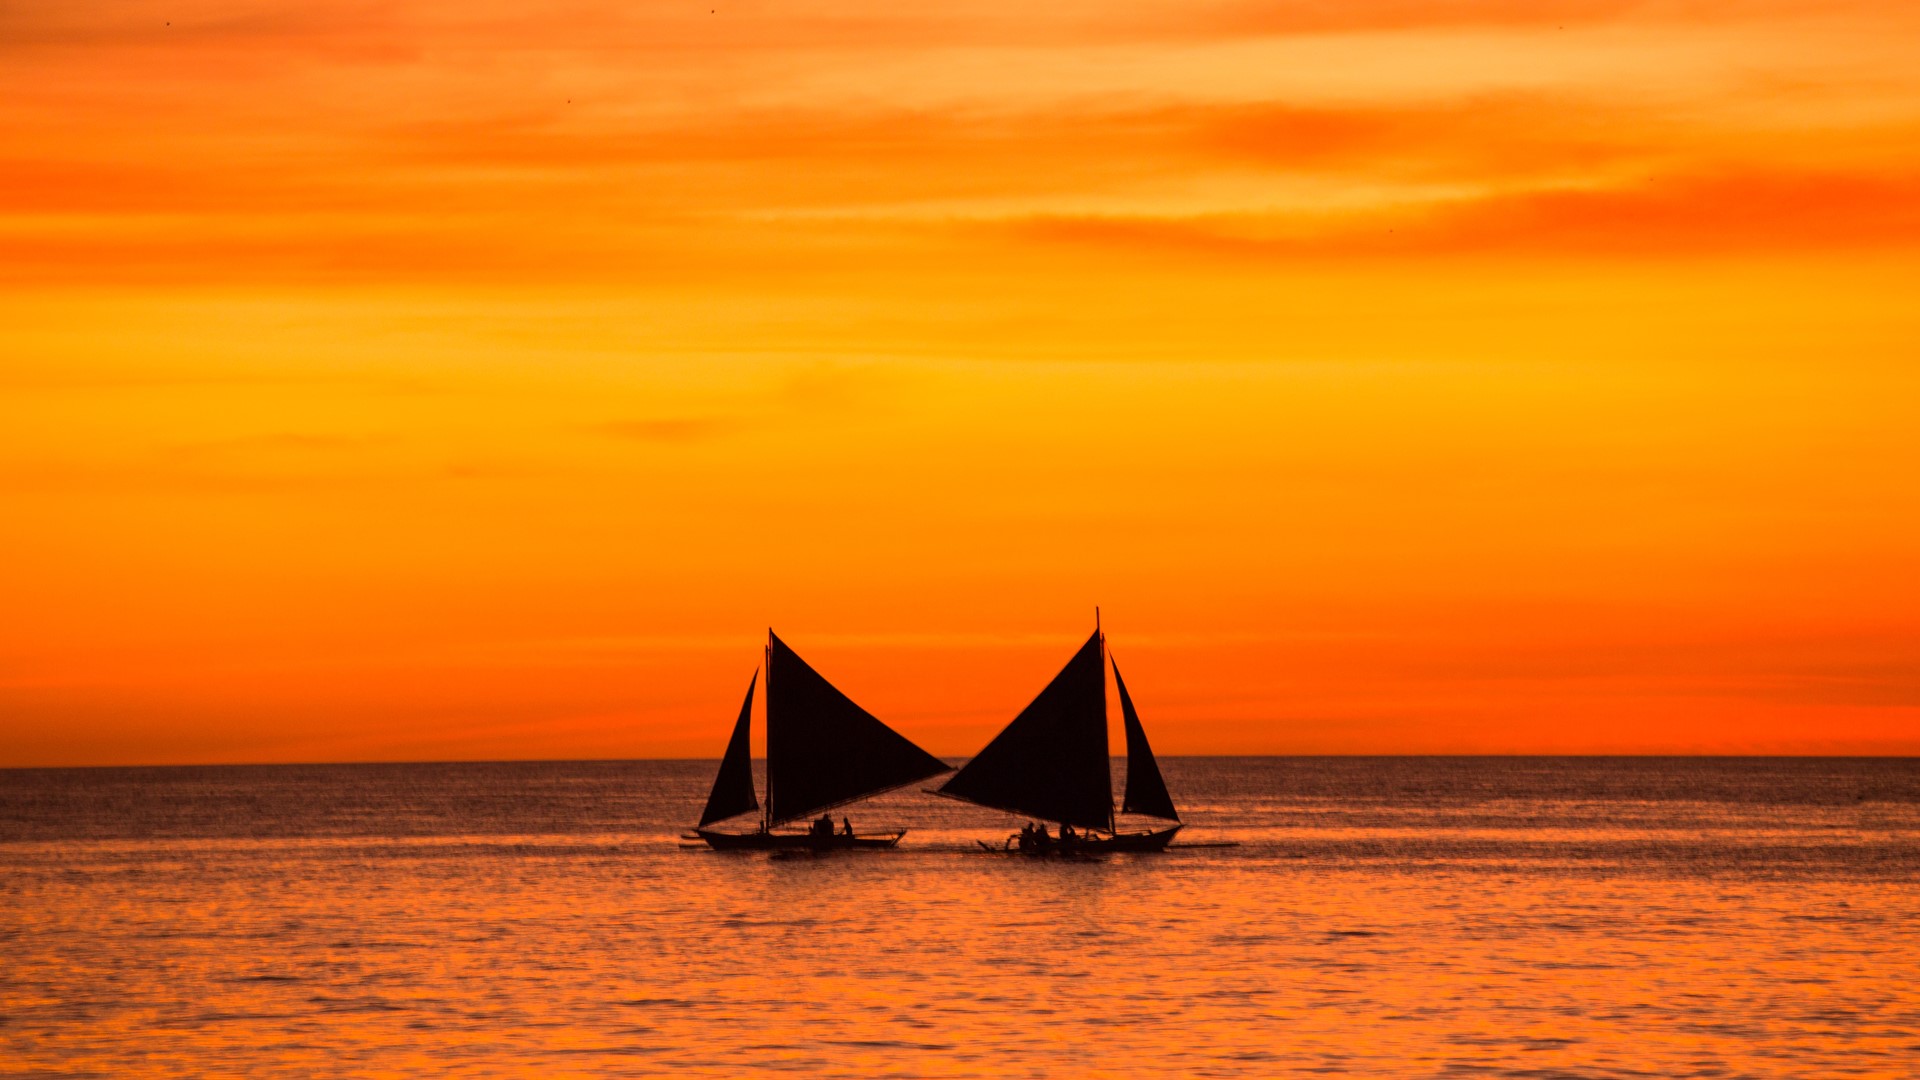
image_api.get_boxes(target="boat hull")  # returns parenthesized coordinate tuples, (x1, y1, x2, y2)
(693, 828, 907, 851)
(981, 823, 1183, 855)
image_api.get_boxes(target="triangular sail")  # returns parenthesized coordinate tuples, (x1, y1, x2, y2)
(938, 629, 1113, 832)
(698, 670, 761, 827)
(1113, 657, 1179, 822)
(765, 631, 952, 827)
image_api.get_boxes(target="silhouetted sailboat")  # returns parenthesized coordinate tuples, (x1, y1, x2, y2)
(937, 618, 1182, 853)
(691, 630, 952, 850)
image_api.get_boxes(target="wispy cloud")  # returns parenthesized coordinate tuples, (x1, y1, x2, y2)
(7, 0, 1918, 285)
(1008, 168, 1920, 258)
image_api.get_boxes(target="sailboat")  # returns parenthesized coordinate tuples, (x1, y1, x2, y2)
(936, 618, 1183, 853)
(691, 630, 953, 850)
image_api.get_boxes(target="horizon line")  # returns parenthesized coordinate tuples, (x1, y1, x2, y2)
(6, 752, 1917, 772)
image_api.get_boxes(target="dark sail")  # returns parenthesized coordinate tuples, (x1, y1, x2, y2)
(1113, 657, 1178, 821)
(764, 631, 951, 827)
(698, 670, 761, 827)
(938, 630, 1113, 832)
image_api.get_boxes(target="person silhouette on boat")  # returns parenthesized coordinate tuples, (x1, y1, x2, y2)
(812, 813, 834, 838)
(1059, 823, 1076, 848)
(841, 816, 853, 837)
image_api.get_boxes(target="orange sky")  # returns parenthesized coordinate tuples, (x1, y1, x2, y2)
(5, 0, 1920, 765)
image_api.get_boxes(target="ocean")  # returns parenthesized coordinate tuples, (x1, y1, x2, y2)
(3, 757, 1916, 1078)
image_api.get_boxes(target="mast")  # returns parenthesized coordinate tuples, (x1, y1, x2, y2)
(762, 635, 772, 833)
(1099, 608, 1109, 834)
(1098, 611, 1113, 826)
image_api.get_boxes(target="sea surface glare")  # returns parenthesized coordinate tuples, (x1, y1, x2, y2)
(2, 758, 1916, 1078)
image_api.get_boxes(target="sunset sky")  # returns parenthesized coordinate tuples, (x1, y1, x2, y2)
(5, 0, 1919, 765)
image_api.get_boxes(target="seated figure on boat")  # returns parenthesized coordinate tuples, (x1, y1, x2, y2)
(1059, 823, 1076, 847)
(812, 814, 835, 838)
(841, 817, 853, 837)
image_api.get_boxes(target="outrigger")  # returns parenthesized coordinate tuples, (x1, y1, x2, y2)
(687, 630, 952, 851)
(937, 612, 1183, 854)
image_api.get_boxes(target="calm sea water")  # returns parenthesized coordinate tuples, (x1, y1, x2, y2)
(3, 757, 1917, 1078)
